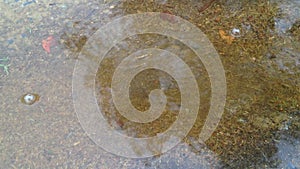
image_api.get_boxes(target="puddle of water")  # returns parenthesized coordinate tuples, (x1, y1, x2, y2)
(1, 0, 300, 168)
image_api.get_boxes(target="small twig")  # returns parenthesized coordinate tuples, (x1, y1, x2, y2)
(198, 0, 217, 13)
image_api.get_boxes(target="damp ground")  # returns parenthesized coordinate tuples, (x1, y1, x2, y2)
(1, 0, 299, 168)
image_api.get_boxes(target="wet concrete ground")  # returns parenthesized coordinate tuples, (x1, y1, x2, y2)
(1, 0, 300, 168)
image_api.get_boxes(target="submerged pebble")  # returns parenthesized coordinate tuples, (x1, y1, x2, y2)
(21, 93, 40, 105)
(230, 28, 241, 37)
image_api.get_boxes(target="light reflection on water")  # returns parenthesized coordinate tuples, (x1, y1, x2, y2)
(274, 132, 300, 168)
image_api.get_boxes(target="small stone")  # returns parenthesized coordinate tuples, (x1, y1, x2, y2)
(21, 93, 40, 105)
(230, 28, 241, 38)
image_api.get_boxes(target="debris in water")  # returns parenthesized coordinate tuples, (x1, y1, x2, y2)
(198, 0, 216, 13)
(219, 29, 234, 45)
(42, 36, 54, 53)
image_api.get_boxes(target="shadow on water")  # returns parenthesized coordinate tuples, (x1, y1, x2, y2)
(1, 0, 299, 168)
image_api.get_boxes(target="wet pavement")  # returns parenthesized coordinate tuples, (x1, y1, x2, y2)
(1, 0, 300, 168)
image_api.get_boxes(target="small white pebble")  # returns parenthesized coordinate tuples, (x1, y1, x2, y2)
(24, 94, 35, 103)
(230, 28, 241, 37)
(21, 93, 39, 105)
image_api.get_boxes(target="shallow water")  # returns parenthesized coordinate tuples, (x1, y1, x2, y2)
(1, 0, 299, 168)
